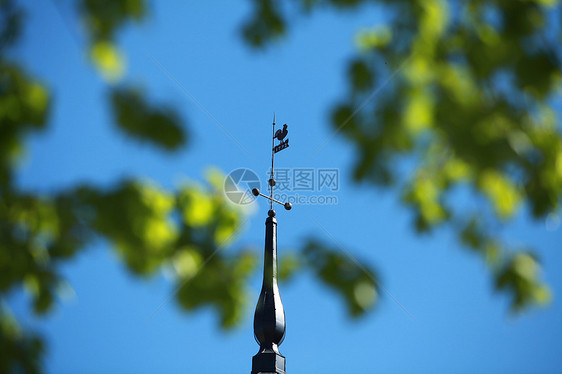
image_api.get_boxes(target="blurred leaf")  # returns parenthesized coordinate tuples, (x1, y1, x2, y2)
(496, 253, 552, 312)
(355, 26, 392, 51)
(0, 0, 22, 50)
(457, 217, 550, 311)
(90, 181, 178, 274)
(79, 0, 147, 82)
(89, 41, 125, 82)
(278, 251, 302, 282)
(79, 0, 146, 41)
(172, 246, 202, 278)
(176, 248, 258, 328)
(348, 60, 373, 92)
(478, 170, 522, 219)
(302, 240, 379, 317)
(241, 0, 285, 47)
(253, 0, 562, 314)
(110, 87, 188, 151)
(0, 306, 44, 374)
(179, 187, 214, 228)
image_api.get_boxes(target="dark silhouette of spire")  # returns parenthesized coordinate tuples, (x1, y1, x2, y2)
(251, 115, 291, 374)
(252, 209, 286, 374)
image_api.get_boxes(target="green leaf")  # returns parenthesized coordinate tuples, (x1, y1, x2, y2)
(302, 240, 379, 317)
(110, 87, 188, 151)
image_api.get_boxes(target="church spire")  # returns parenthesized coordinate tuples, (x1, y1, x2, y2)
(250, 115, 291, 374)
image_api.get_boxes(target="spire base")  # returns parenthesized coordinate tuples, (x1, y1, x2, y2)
(252, 348, 286, 374)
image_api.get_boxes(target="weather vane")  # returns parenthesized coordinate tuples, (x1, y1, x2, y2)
(250, 114, 291, 374)
(251, 113, 292, 211)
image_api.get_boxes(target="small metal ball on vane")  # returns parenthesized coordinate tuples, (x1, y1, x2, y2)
(252, 187, 292, 211)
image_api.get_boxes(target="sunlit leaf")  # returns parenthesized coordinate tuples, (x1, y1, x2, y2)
(89, 41, 125, 82)
(179, 187, 214, 227)
(172, 246, 202, 278)
(355, 26, 392, 51)
(302, 240, 379, 317)
(479, 170, 521, 219)
(496, 253, 552, 312)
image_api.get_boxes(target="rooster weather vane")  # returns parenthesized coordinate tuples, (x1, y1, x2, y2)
(250, 114, 291, 374)
(251, 113, 292, 211)
(273, 123, 289, 153)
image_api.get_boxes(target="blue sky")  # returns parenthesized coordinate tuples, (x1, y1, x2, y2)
(7, 1, 562, 373)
